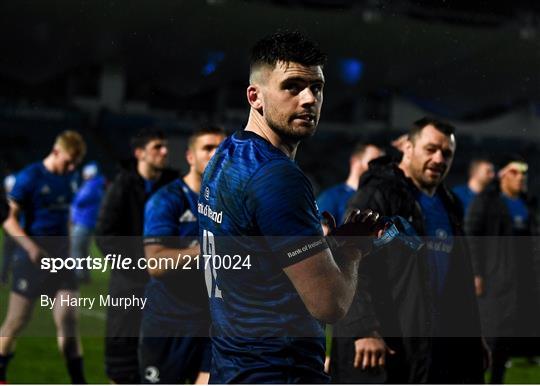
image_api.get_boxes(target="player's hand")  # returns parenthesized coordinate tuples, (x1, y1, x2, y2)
(337, 208, 384, 236)
(323, 209, 387, 254)
(474, 276, 484, 297)
(353, 334, 395, 369)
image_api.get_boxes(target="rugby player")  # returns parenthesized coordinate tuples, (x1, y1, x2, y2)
(331, 118, 486, 383)
(140, 127, 225, 384)
(0, 131, 87, 384)
(96, 128, 178, 384)
(465, 155, 539, 383)
(198, 31, 381, 384)
(452, 158, 495, 216)
(1, 174, 17, 285)
(317, 143, 382, 226)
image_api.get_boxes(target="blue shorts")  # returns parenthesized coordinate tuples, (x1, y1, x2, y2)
(138, 317, 211, 384)
(11, 246, 78, 299)
(209, 337, 330, 384)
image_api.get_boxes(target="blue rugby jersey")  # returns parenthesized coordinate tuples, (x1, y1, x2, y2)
(416, 191, 454, 298)
(198, 130, 329, 383)
(143, 178, 209, 332)
(452, 184, 476, 216)
(317, 183, 356, 225)
(501, 194, 529, 235)
(9, 162, 78, 236)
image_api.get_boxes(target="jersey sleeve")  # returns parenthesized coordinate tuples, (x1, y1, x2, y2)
(143, 186, 182, 245)
(8, 167, 35, 207)
(245, 159, 328, 268)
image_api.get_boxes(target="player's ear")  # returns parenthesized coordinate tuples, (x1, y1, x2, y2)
(186, 148, 194, 166)
(402, 139, 414, 160)
(247, 85, 263, 110)
(134, 147, 144, 160)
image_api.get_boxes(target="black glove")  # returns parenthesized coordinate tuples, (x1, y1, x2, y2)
(323, 208, 387, 255)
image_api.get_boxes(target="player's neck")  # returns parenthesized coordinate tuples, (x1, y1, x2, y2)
(183, 171, 201, 194)
(137, 162, 161, 181)
(345, 167, 365, 190)
(500, 182, 519, 199)
(345, 173, 359, 190)
(245, 108, 298, 159)
(468, 178, 483, 194)
(42, 154, 59, 174)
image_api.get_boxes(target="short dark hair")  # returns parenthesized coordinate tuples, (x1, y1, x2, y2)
(130, 128, 166, 151)
(250, 30, 327, 77)
(187, 126, 227, 149)
(408, 117, 455, 143)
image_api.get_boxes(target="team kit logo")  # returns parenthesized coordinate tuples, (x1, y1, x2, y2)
(144, 366, 160, 383)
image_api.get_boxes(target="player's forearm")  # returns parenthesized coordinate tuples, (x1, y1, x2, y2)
(3, 212, 40, 255)
(144, 244, 200, 277)
(311, 267, 359, 323)
(3, 207, 39, 254)
(329, 246, 362, 318)
(307, 249, 361, 324)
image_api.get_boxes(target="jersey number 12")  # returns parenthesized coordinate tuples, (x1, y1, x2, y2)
(202, 229, 222, 299)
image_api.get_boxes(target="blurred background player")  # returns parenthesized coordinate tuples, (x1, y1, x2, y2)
(1, 174, 17, 285)
(140, 126, 225, 384)
(95, 128, 178, 384)
(70, 161, 106, 283)
(453, 158, 495, 215)
(317, 143, 383, 226)
(0, 131, 87, 384)
(465, 154, 540, 384)
(199, 31, 383, 384)
(331, 118, 486, 383)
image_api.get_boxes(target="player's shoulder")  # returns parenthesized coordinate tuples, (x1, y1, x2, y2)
(452, 184, 467, 194)
(249, 157, 306, 192)
(228, 130, 288, 164)
(319, 183, 349, 197)
(148, 178, 184, 205)
(246, 158, 314, 208)
(212, 130, 297, 184)
(17, 162, 43, 179)
(12, 163, 44, 191)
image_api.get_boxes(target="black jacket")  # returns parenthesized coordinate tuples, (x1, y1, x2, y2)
(465, 182, 540, 338)
(96, 161, 178, 336)
(0, 193, 8, 224)
(331, 157, 483, 383)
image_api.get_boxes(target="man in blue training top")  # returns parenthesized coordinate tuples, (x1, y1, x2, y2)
(452, 158, 494, 216)
(70, 161, 106, 283)
(465, 155, 539, 384)
(0, 131, 87, 384)
(140, 126, 225, 384)
(198, 31, 382, 384)
(317, 143, 382, 226)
